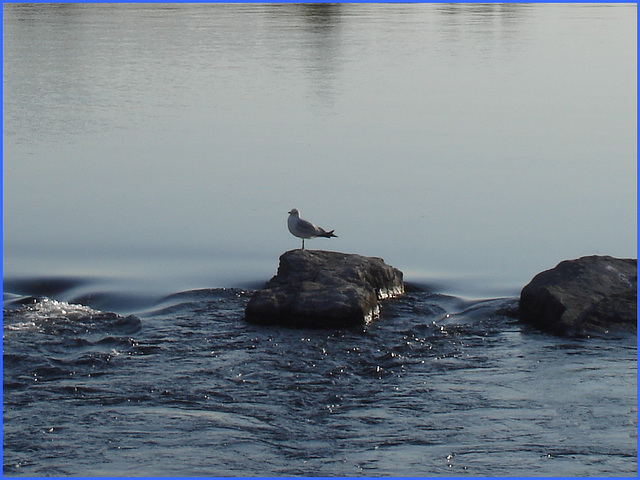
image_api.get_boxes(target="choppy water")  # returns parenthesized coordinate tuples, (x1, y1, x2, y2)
(2, 278, 637, 477)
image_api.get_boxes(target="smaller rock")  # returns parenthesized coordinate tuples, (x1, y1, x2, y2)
(245, 250, 404, 328)
(519, 255, 637, 335)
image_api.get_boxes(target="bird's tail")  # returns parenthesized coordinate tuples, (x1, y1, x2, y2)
(319, 229, 337, 238)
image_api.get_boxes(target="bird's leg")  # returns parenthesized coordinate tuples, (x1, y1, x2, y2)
(301, 239, 305, 250)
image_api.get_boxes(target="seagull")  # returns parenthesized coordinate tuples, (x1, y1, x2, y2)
(287, 208, 337, 250)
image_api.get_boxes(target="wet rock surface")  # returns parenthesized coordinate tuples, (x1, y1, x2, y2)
(519, 255, 637, 336)
(245, 250, 404, 327)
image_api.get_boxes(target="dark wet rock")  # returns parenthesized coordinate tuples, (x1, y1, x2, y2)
(519, 255, 637, 335)
(245, 250, 404, 327)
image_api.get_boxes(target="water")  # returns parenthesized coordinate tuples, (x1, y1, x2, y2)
(2, 3, 636, 297)
(2, 3, 637, 477)
(3, 284, 637, 477)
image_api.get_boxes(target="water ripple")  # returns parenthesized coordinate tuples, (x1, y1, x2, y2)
(2, 288, 636, 476)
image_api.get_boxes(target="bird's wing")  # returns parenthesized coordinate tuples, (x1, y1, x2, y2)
(296, 218, 321, 236)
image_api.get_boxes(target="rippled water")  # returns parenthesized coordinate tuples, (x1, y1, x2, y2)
(2, 281, 637, 476)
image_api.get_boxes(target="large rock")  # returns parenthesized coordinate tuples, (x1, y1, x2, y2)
(245, 250, 404, 327)
(519, 255, 637, 335)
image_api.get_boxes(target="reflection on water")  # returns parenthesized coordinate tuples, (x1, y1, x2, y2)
(3, 3, 636, 298)
(298, 4, 343, 106)
(436, 3, 532, 56)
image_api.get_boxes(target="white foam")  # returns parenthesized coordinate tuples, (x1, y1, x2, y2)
(4, 298, 104, 332)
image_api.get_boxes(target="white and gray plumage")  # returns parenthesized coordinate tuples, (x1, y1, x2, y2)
(287, 208, 337, 250)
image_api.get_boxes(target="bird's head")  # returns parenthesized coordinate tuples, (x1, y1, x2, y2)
(288, 208, 300, 216)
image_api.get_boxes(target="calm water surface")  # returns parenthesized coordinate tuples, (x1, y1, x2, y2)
(2, 3, 637, 477)
(3, 2, 636, 298)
